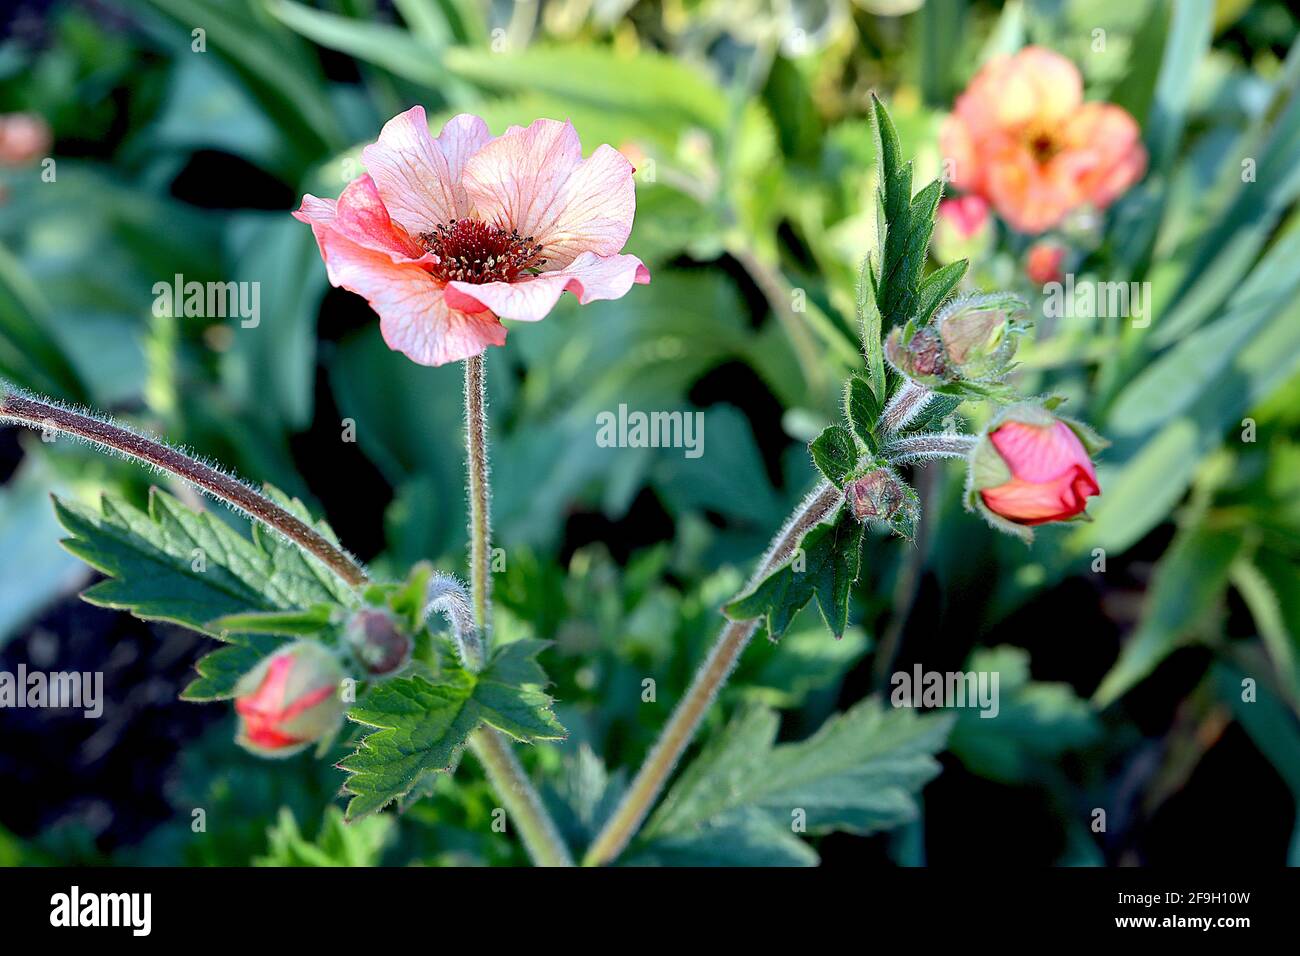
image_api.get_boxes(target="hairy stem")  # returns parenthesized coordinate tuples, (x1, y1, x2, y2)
(423, 573, 484, 672)
(884, 433, 976, 463)
(471, 726, 573, 868)
(458, 357, 574, 868)
(881, 380, 933, 433)
(0, 386, 368, 588)
(464, 354, 493, 634)
(583, 480, 843, 866)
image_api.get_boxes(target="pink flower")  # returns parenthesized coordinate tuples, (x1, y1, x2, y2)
(1025, 241, 1066, 285)
(977, 419, 1100, 525)
(234, 642, 347, 757)
(940, 47, 1146, 234)
(295, 108, 650, 366)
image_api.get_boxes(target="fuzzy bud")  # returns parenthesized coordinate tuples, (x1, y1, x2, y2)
(345, 608, 411, 676)
(234, 641, 347, 757)
(847, 467, 920, 539)
(886, 293, 1026, 388)
(885, 326, 948, 386)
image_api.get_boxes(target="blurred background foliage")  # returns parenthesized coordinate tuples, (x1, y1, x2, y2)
(0, 0, 1298, 866)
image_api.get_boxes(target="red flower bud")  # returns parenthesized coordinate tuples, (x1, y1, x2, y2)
(345, 608, 411, 676)
(234, 642, 347, 757)
(1025, 241, 1066, 285)
(970, 411, 1100, 526)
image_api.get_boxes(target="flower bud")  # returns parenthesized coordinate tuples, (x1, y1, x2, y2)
(937, 303, 1010, 382)
(886, 293, 1026, 387)
(846, 468, 905, 521)
(845, 467, 919, 538)
(885, 326, 948, 387)
(1025, 241, 1066, 285)
(933, 195, 992, 265)
(967, 404, 1102, 530)
(234, 641, 347, 757)
(345, 608, 411, 676)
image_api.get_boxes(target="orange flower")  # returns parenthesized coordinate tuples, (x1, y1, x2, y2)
(940, 47, 1146, 234)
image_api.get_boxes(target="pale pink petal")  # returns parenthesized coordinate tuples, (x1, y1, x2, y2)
(334, 175, 430, 259)
(462, 120, 637, 268)
(294, 193, 337, 227)
(315, 227, 506, 366)
(362, 107, 493, 235)
(443, 252, 650, 322)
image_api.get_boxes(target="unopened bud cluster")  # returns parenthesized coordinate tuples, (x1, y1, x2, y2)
(885, 293, 1026, 388)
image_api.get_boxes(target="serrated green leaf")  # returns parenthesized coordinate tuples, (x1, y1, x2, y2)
(845, 374, 881, 451)
(53, 488, 358, 699)
(809, 424, 858, 487)
(339, 639, 565, 819)
(633, 700, 953, 866)
(871, 93, 907, 223)
(857, 256, 886, 400)
(869, 96, 944, 338)
(725, 508, 862, 640)
(55, 489, 355, 631)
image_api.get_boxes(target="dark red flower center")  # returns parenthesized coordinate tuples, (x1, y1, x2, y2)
(1025, 126, 1061, 164)
(418, 218, 546, 284)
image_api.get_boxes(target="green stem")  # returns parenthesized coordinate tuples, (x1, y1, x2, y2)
(459, 355, 575, 868)
(583, 480, 843, 866)
(470, 727, 573, 868)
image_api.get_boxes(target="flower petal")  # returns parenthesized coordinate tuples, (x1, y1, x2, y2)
(1063, 102, 1148, 209)
(462, 119, 637, 268)
(294, 175, 434, 275)
(362, 107, 493, 235)
(990, 420, 1095, 483)
(980, 465, 1099, 524)
(443, 252, 650, 322)
(316, 226, 506, 366)
(973, 47, 1081, 129)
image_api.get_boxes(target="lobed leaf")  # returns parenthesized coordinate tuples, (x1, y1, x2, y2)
(339, 639, 566, 819)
